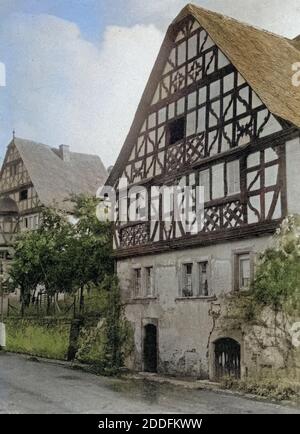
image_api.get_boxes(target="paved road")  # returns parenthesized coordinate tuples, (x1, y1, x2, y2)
(0, 352, 299, 414)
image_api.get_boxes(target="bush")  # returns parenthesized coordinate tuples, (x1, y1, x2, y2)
(76, 278, 134, 375)
(221, 376, 297, 401)
(253, 215, 300, 309)
(75, 321, 107, 367)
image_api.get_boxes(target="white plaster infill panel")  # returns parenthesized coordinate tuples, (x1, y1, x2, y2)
(286, 137, 300, 215)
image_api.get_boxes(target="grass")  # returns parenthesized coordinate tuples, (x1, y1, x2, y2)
(221, 376, 298, 401)
(5, 319, 70, 360)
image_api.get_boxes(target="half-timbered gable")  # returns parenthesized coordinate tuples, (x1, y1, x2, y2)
(123, 18, 282, 185)
(108, 5, 300, 257)
(0, 142, 42, 228)
(0, 137, 108, 230)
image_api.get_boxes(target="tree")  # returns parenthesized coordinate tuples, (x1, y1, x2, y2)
(68, 194, 114, 310)
(9, 206, 75, 313)
(8, 195, 114, 313)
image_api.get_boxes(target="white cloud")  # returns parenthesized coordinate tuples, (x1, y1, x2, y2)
(1, 1, 300, 167)
(128, 0, 300, 37)
(0, 13, 163, 166)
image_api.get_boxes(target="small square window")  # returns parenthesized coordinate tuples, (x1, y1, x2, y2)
(168, 117, 185, 145)
(182, 263, 193, 297)
(19, 189, 28, 201)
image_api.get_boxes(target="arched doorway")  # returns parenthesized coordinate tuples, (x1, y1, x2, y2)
(214, 338, 241, 380)
(143, 324, 157, 373)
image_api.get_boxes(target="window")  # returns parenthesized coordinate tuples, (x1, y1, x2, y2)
(227, 160, 240, 195)
(129, 190, 147, 222)
(182, 263, 193, 297)
(134, 268, 142, 297)
(212, 163, 225, 199)
(10, 164, 17, 177)
(145, 267, 154, 297)
(168, 117, 185, 145)
(19, 189, 28, 201)
(239, 255, 251, 290)
(235, 253, 252, 291)
(199, 169, 210, 203)
(119, 196, 128, 223)
(199, 261, 209, 296)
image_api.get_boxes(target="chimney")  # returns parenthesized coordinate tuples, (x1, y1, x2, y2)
(59, 144, 70, 162)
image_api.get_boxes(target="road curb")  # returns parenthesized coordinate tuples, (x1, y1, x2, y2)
(3, 351, 299, 409)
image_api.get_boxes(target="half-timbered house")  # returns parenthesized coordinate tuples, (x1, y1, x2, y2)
(0, 136, 107, 313)
(106, 4, 300, 380)
(0, 136, 107, 231)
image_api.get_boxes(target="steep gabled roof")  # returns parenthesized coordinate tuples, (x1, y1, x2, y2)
(106, 3, 300, 187)
(11, 137, 107, 211)
(185, 4, 300, 126)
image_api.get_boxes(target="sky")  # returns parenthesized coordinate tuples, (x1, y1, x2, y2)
(0, 0, 300, 167)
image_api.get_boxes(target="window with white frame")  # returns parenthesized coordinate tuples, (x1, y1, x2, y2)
(235, 253, 251, 291)
(227, 160, 240, 195)
(145, 266, 154, 297)
(182, 263, 193, 297)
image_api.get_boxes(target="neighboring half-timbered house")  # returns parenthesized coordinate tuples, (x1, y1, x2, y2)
(106, 4, 300, 379)
(0, 136, 107, 231)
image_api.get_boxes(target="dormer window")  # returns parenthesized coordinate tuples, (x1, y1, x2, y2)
(168, 116, 185, 145)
